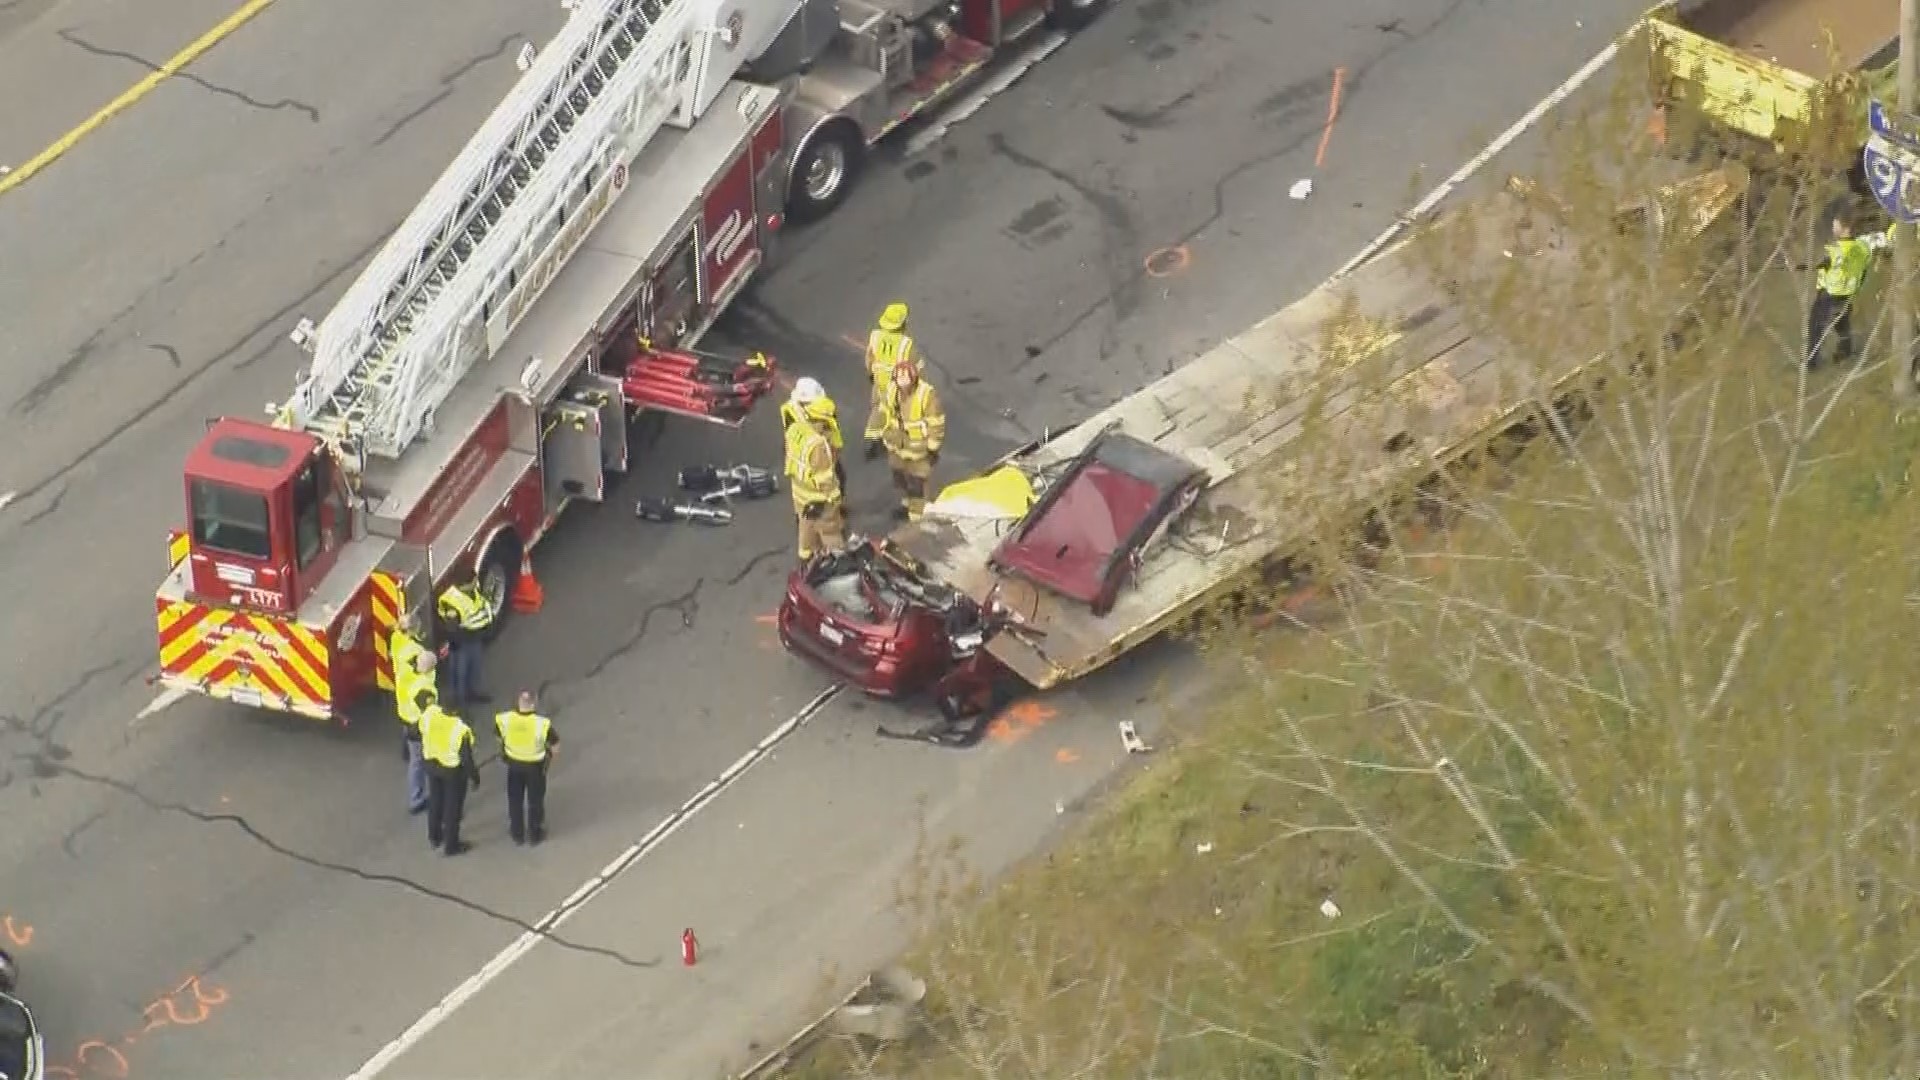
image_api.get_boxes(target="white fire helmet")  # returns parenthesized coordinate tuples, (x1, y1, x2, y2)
(790, 377, 826, 406)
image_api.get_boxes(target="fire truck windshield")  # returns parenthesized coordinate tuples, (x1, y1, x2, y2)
(189, 479, 273, 560)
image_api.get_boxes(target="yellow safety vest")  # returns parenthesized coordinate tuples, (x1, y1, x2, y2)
(419, 705, 473, 768)
(1817, 238, 1872, 297)
(437, 584, 492, 632)
(883, 382, 944, 459)
(395, 660, 424, 727)
(867, 329, 914, 391)
(495, 709, 553, 764)
(787, 425, 840, 511)
(390, 627, 423, 708)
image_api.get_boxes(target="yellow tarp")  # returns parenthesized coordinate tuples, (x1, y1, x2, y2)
(925, 465, 1036, 521)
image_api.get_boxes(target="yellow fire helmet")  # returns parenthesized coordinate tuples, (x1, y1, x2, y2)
(877, 302, 908, 331)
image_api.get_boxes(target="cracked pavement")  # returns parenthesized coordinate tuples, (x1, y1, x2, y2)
(0, 0, 1661, 1075)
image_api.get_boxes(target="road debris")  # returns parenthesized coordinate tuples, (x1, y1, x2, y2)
(1119, 720, 1152, 754)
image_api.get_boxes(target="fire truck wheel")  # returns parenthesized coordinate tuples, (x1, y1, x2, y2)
(788, 120, 864, 224)
(1046, 0, 1107, 31)
(476, 537, 522, 641)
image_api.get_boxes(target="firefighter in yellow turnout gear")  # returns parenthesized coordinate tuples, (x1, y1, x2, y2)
(784, 378, 848, 560)
(863, 302, 918, 460)
(881, 356, 945, 522)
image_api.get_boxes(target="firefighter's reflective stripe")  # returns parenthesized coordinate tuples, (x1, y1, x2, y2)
(156, 600, 331, 713)
(368, 572, 404, 691)
(168, 530, 190, 570)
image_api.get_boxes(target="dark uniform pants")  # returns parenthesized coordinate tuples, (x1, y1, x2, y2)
(1808, 289, 1855, 368)
(506, 761, 548, 842)
(426, 764, 468, 852)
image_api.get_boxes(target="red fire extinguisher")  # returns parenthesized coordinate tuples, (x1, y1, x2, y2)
(681, 928, 699, 967)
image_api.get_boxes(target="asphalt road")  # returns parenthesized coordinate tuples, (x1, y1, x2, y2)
(0, 0, 1664, 1076)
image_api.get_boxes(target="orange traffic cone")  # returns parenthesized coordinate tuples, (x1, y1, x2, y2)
(511, 553, 545, 614)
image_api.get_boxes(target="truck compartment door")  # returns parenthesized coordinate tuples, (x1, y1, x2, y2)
(568, 372, 629, 475)
(542, 399, 607, 504)
(621, 345, 780, 428)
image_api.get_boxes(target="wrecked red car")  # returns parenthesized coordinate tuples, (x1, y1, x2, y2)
(777, 538, 1011, 714)
(777, 429, 1207, 711)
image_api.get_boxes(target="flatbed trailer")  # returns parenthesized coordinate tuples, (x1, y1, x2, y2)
(782, 165, 1751, 695)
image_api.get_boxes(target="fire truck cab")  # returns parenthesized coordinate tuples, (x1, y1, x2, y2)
(179, 421, 348, 618)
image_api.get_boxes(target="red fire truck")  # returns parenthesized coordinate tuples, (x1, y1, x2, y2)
(152, 0, 1107, 721)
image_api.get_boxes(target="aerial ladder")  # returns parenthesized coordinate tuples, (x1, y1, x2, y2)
(278, 0, 774, 463)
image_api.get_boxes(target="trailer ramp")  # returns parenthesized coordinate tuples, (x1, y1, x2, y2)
(892, 166, 1750, 690)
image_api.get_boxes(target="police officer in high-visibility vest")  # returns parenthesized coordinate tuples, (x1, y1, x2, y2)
(436, 578, 494, 708)
(393, 626, 435, 815)
(495, 690, 560, 846)
(787, 388, 849, 561)
(880, 356, 946, 522)
(1807, 215, 1890, 370)
(419, 695, 481, 856)
(864, 302, 918, 460)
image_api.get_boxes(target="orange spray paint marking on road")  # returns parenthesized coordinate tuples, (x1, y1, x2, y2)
(48, 974, 231, 1079)
(1054, 747, 1080, 764)
(986, 699, 1058, 743)
(1314, 67, 1347, 170)
(2, 915, 33, 947)
(1143, 244, 1191, 278)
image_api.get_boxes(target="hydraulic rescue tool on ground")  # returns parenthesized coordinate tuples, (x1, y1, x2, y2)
(153, 0, 1111, 722)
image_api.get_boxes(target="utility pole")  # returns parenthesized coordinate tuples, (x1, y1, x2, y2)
(1896, 0, 1919, 400)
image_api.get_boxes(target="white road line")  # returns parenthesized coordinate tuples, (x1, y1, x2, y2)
(343, 683, 845, 1080)
(1329, 38, 1622, 283)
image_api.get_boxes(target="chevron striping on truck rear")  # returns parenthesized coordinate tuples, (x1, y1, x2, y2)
(156, 601, 330, 716)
